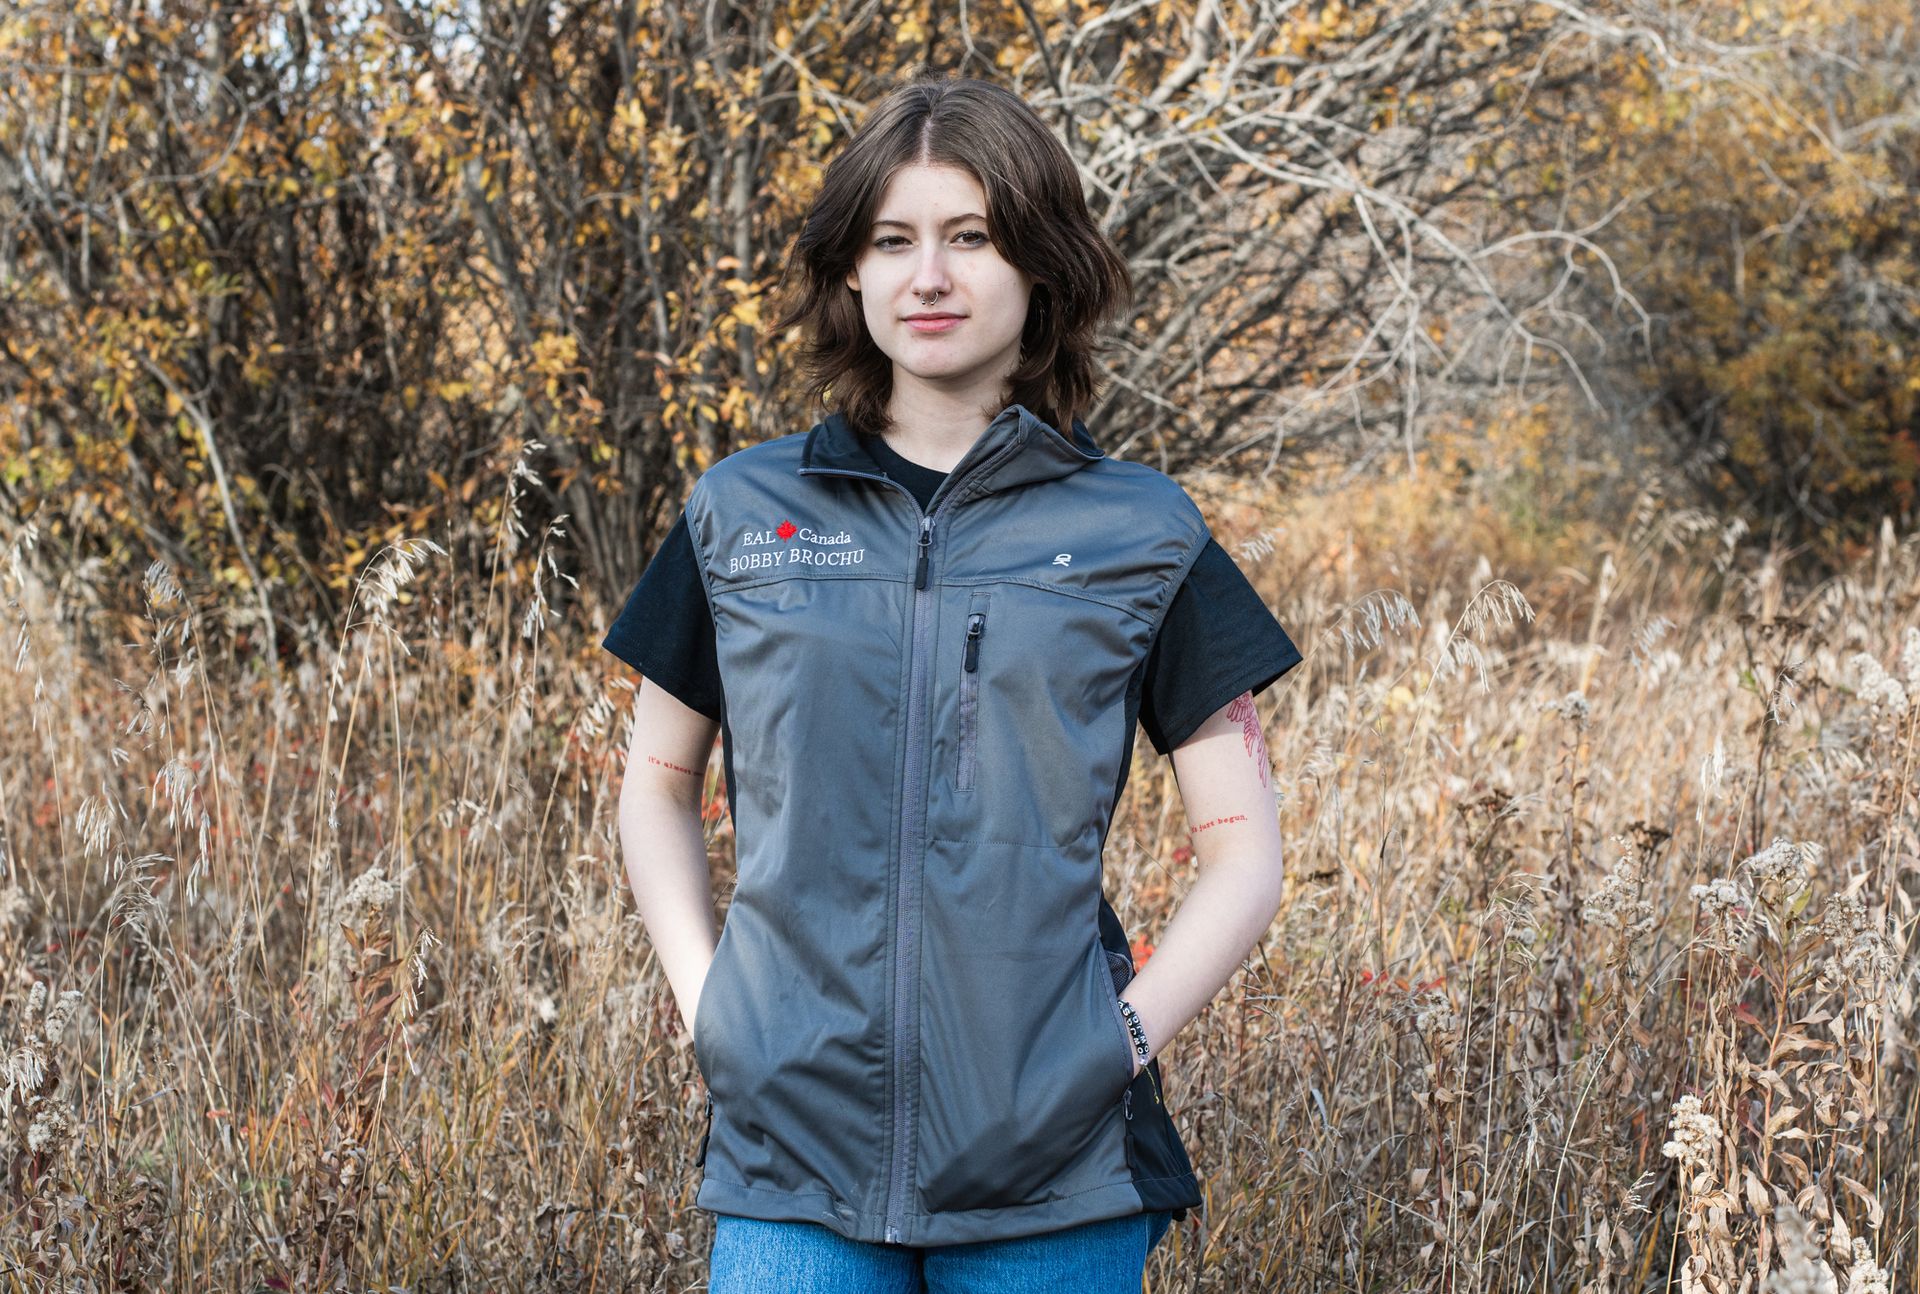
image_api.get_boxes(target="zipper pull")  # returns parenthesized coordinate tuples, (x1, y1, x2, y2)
(695, 1091, 713, 1166)
(915, 516, 934, 589)
(1123, 1087, 1134, 1121)
(963, 613, 986, 670)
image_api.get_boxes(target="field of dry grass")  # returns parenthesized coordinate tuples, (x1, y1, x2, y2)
(1, 440, 1913, 1291)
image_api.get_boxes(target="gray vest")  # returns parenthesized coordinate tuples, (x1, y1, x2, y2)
(682, 402, 1208, 1245)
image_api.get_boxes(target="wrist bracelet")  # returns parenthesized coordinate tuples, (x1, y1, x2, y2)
(1116, 997, 1151, 1066)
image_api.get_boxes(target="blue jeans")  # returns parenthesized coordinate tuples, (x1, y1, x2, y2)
(709, 1209, 1176, 1292)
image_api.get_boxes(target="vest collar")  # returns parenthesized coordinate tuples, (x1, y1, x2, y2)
(799, 403, 1105, 503)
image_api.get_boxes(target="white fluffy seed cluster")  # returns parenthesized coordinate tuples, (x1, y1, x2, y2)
(27, 1103, 74, 1154)
(1585, 854, 1653, 934)
(1689, 876, 1753, 951)
(1741, 836, 1817, 903)
(43, 988, 83, 1046)
(1769, 1206, 1894, 1294)
(341, 863, 401, 915)
(1813, 891, 1899, 998)
(1688, 836, 1825, 953)
(1850, 625, 1920, 713)
(1840, 1238, 1892, 1294)
(1545, 689, 1591, 726)
(1, 982, 86, 1159)
(1661, 1094, 1722, 1175)
(1410, 989, 1460, 1042)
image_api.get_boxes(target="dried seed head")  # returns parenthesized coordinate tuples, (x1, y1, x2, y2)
(141, 559, 185, 608)
(1410, 989, 1460, 1045)
(1549, 690, 1592, 727)
(1739, 837, 1817, 905)
(1840, 1245, 1890, 1294)
(1690, 876, 1754, 952)
(359, 537, 450, 628)
(1335, 588, 1422, 658)
(1813, 892, 1899, 999)
(44, 989, 84, 1046)
(1661, 1094, 1722, 1176)
(0, 882, 27, 933)
(26, 1102, 75, 1155)
(341, 863, 401, 917)
(1699, 734, 1729, 801)
(1584, 855, 1644, 930)
(1849, 651, 1908, 713)
(1, 1045, 48, 1118)
(1767, 1201, 1837, 1294)
(1584, 852, 1655, 972)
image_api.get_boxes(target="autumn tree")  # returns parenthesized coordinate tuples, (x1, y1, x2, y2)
(7, 0, 1869, 658)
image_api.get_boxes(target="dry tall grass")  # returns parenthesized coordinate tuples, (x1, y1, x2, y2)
(0, 443, 1913, 1291)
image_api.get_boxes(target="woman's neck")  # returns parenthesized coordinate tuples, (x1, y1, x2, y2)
(881, 382, 1018, 473)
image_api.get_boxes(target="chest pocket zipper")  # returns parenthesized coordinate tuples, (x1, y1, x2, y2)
(956, 593, 990, 790)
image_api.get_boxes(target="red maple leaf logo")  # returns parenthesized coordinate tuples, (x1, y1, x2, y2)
(776, 520, 797, 540)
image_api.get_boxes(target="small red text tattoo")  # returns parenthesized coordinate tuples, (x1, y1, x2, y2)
(1225, 692, 1271, 787)
(646, 754, 701, 777)
(1188, 814, 1249, 837)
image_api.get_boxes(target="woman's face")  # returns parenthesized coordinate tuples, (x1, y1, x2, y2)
(844, 162, 1034, 403)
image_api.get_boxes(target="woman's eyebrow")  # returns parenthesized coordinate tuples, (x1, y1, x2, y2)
(871, 213, 988, 230)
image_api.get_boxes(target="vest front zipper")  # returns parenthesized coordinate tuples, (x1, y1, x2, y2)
(797, 432, 1026, 1244)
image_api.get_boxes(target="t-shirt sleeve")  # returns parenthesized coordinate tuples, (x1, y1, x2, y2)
(600, 510, 725, 722)
(1137, 537, 1303, 756)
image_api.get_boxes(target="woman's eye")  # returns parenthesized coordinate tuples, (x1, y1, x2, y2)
(873, 231, 990, 250)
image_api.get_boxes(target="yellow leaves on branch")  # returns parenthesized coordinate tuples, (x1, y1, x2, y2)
(615, 96, 648, 141)
(529, 332, 581, 401)
(1273, 0, 1359, 56)
(721, 276, 762, 331)
(425, 471, 482, 504)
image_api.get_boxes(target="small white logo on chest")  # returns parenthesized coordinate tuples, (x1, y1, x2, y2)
(1052, 553, 1072, 567)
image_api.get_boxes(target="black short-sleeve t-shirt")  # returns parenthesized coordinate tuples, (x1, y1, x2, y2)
(601, 434, 1302, 756)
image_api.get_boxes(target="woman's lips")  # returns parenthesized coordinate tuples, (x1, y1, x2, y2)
(905, 316, 963, 333)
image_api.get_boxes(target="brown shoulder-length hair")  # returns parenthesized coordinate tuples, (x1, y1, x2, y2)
(768, 73, 1131, 440)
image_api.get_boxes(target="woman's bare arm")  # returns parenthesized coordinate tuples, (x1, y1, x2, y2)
(1115, 689, 1286, 1075)
(616, 678, 723, 1035)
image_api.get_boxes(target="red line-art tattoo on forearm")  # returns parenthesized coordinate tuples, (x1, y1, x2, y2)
(1225, 691, 1271, 787)
(1188, 814, 1249, 837)
(646, 754, 702, 777)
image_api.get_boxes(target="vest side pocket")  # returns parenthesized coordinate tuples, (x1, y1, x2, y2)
(1095, 938, 1141, 1091)
(691, 922, 736, 1092)
(955, 591, 990, 791)
(1123, 1056, 1201, 1210)
(1105, 942, 1195, 1202)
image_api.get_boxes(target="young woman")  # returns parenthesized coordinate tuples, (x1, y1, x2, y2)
(604, 75, 1301, 1292)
